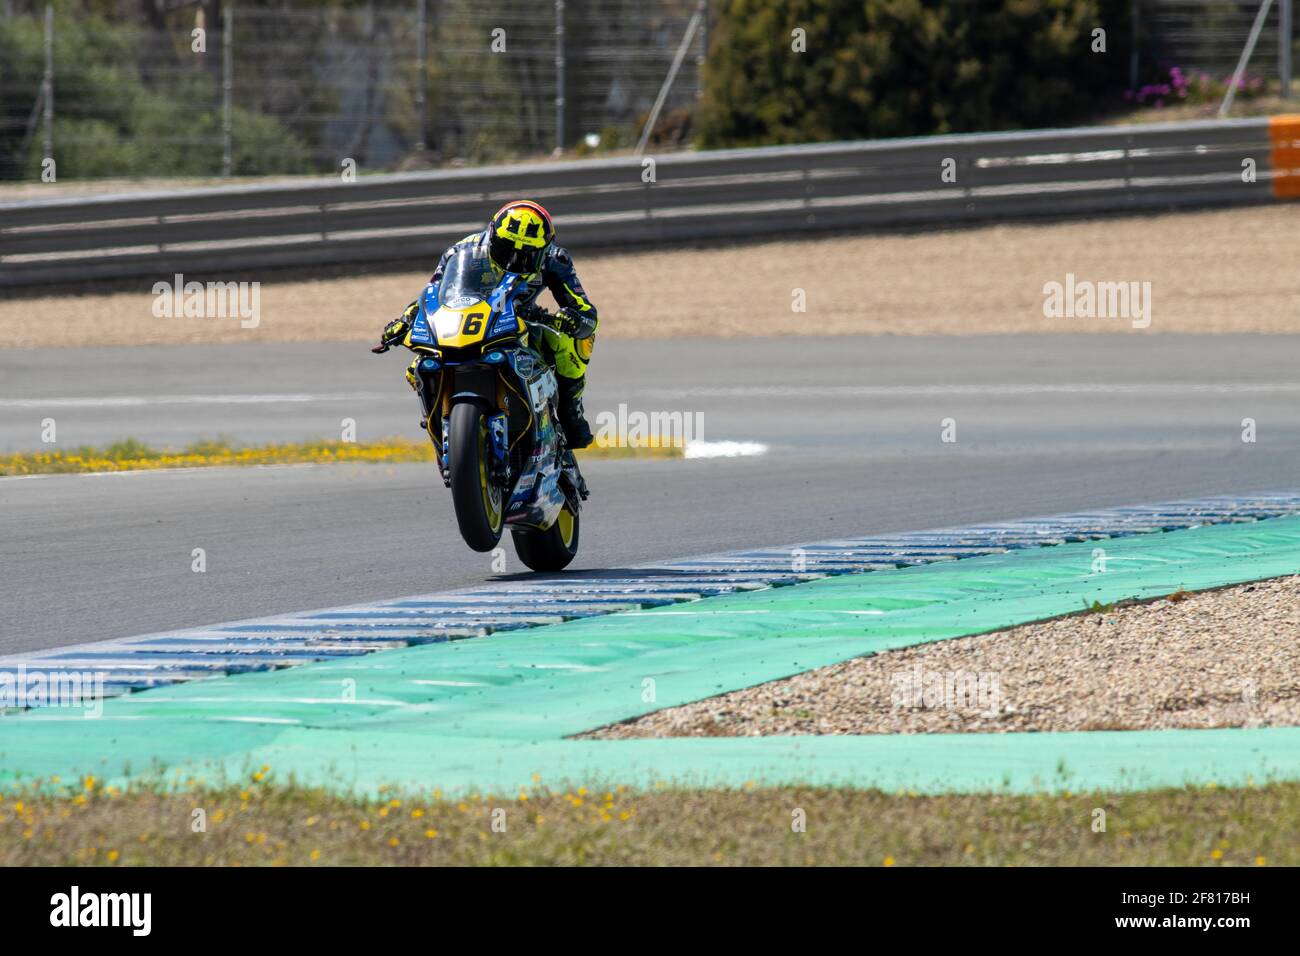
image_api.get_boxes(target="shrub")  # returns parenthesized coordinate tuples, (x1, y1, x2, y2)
(697, 0, 1130, 148)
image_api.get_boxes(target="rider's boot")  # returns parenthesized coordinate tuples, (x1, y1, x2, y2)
(561, 449, 590, 500)
(557, 375, 594, 450)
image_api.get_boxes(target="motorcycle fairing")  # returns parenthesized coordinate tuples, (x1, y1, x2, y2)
(407, 283, 439, 347)
(503, 347, 567, 531)
(411, 254, 527, 351)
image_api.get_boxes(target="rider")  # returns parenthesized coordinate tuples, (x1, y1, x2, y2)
(376, 200, 598, 448)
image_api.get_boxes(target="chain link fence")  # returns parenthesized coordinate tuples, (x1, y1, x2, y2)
(1133, 0, 1296, 81)
(0, 0, 705, 181)
(3, 1, 1293, 183)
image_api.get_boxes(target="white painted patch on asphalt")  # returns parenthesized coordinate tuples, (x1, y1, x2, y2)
(685, 440, 769, 459)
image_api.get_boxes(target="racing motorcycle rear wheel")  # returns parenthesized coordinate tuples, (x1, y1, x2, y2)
(448, 402, 505, 551)
(512, 499, 580, 572)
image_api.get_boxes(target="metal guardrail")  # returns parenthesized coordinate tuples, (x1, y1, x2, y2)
(1, 118, 1297, 288)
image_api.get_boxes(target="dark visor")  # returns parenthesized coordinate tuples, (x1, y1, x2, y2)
(490, 234, 545, 274)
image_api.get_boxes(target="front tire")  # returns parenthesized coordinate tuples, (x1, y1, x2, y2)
(448, 402, 504, 551)
(512, 500, 580, 572)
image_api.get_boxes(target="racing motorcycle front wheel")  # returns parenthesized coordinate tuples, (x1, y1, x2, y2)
(448, 401, 505, 551)
(511, 499, 580, 572)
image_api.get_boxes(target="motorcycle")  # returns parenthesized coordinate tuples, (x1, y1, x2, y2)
(373, 245, 587, 571)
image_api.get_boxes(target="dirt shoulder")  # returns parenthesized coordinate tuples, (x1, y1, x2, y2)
(585, 576, 1300, 739)
(1, 204, 1297, 349)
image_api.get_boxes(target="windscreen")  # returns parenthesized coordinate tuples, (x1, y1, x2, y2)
(437, 246, 499, 307)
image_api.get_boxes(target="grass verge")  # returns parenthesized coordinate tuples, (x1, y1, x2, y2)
(0, 435, 681, 476)
(0, 776, 1293, 866)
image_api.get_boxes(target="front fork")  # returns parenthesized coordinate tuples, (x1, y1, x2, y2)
(430, 408, 507, 485)
(486, 410, 509, 482)
(411, 359, 510, 486)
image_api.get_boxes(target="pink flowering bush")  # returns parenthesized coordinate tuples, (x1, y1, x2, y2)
(1124, 64, 1266, 109)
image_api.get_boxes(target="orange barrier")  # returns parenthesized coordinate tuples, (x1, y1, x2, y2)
(1270, 115, 1300, 199)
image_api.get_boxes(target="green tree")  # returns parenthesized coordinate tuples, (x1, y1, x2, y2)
(0, 0, 322, 179)
(698, 0, 1130, 148)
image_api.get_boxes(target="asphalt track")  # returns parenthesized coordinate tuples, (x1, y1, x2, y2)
(3, 334, 1299, 653)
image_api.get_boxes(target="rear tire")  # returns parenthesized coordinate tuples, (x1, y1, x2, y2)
(448, 402, 504, 552)
(511, 500, 580, 572)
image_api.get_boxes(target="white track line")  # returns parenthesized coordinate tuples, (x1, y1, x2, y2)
(0, 392, 388, 409)
(654, 383, 1300, 398)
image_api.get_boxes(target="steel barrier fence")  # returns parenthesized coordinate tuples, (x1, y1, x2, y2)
(1, 116, 1297, 288)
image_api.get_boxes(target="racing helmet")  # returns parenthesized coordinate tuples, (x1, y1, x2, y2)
(487, 200, 554, 275)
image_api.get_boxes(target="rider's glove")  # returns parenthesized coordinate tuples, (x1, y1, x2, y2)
(371, 303, 417, 353)
(553, 306, 596, 340)
(517, 302, 546, 324)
